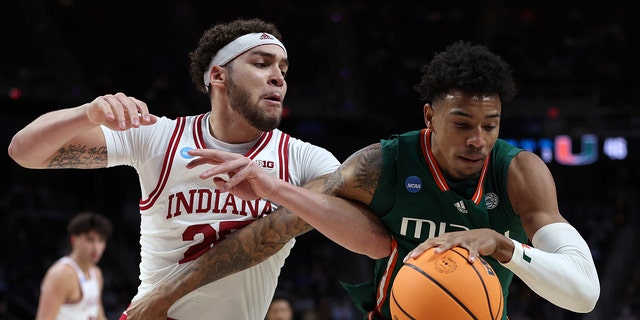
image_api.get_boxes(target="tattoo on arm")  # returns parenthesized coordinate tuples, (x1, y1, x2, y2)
(48, 144, 107, 168)
(327, 143, 382, 196)
(157, 207, 312, 301)
(322, 171, 344, 195)
(198, 207, 311, 282)
(353, 145, 382, 193)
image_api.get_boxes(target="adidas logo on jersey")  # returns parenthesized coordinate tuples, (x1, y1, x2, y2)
(454, 200, 468, 214)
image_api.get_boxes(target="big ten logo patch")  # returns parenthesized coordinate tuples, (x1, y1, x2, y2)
(255, 159, 275, 169)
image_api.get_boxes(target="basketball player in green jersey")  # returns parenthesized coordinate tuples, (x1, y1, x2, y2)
(125, 41, 599, 320)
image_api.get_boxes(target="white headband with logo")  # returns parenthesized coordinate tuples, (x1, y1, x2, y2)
(203, 32, 287, 88)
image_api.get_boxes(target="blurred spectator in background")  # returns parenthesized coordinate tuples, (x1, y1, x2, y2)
(266, 291, 295, 320)
(35, 211, 112, 320)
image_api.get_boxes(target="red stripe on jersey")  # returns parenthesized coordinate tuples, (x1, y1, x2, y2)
(140, 117, 186, 210)
(471, 153, 490, 205)
(246, 131, 273, 159)
(373, 238, 399, 317)
(421, 129, 449, 191)
(421, 129, 491, 204)
(278, 133, 290, 182)
(193, 113, 207, 149)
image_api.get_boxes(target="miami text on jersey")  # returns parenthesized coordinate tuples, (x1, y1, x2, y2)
(399, 217, 470, 240)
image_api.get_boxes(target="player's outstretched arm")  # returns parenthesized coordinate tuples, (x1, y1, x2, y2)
(126, 145, 391, 319)
(125, 206, 311, 319)
(8, 92, 156, 169)
(187, 144, 390, 257)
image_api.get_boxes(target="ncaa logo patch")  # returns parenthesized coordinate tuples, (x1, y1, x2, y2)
(485, 192, 499, 210)
(405, 175, 422, 193)
(180, 147, 195, 159)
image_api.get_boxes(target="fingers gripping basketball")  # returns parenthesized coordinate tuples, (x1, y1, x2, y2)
(390, 247, 504, 320)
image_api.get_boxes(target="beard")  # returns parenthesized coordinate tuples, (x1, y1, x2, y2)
(226, 74, 281, 131)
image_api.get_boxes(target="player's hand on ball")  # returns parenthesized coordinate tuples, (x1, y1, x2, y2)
(405, 228, 510, 264)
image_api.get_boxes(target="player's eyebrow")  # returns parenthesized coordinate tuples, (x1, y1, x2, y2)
(449, 109, 501, 119)
(249, 50, 289, 67)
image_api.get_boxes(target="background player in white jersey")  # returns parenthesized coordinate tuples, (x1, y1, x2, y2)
(8, 18, 386, 320)
(36, 211, 112, 320)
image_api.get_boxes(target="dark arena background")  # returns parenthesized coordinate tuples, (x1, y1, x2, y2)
(1, 1, 639, 319)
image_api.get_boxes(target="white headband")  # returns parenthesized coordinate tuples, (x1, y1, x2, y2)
(203, 32, 287, 88)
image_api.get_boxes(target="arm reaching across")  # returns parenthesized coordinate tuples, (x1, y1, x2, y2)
(126, 145, 391, 319)
(186, 146, 389, 254)
(126, 206, 312, 319)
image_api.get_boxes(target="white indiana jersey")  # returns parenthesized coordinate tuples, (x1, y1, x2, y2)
(55, 257, 101, 320)
(102, 113, 340, 320)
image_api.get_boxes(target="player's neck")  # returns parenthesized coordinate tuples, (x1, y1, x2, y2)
(207, 112, 262, 144)
(69, 252, 94, 275)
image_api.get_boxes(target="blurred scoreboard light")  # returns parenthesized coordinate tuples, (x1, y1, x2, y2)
(505, 134, 628, 166)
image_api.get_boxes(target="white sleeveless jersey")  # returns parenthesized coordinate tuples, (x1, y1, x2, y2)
(55, 257, 101, 320)
(102, 113, 340, 320)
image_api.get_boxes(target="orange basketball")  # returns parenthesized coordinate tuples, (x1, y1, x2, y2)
(390, 246, 504, 320)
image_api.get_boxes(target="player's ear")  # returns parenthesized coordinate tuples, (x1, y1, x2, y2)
(210, 65, 226, 86)
(69, 234, 78, 248)
(424, 103, 434, 129)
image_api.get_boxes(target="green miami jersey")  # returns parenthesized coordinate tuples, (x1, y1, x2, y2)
(342, 129, 527, 320)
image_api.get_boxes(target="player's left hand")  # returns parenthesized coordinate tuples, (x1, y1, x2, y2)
(186, 148, 281, 201)
(404, 228, 514, 264)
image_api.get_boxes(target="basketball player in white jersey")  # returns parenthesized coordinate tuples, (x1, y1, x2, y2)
(36, 212, 112, 320)
(8, 18, 385, 319)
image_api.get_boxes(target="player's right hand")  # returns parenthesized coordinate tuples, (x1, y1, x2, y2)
(87, 92, 157, 131)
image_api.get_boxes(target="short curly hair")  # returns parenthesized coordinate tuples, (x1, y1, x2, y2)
(414, 41, 517, 104)
(189, 18, 283, 94)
